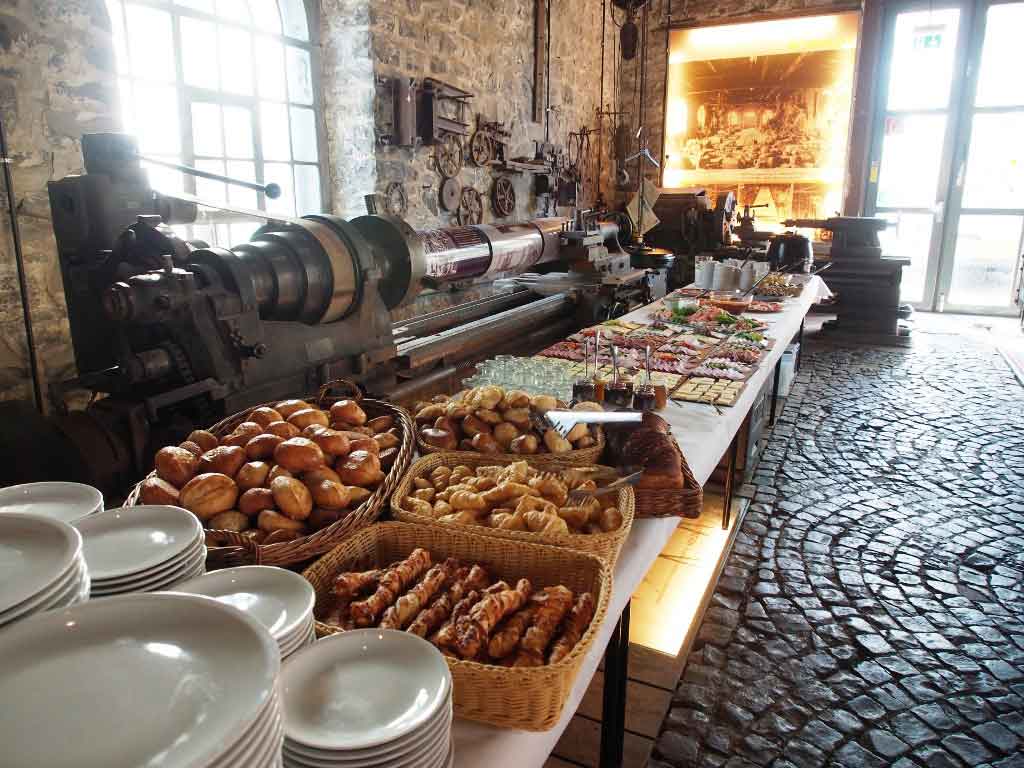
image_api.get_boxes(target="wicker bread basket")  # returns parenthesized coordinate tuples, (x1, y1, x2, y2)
(391, 453, 634, 565)
(302, 522, 611, 731)
(126, 380, 414, 569)
(633, 441, 703, 519)
(415, 432, 605, 470)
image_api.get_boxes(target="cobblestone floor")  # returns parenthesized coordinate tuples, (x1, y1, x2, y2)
(650, 336, 1024, 768)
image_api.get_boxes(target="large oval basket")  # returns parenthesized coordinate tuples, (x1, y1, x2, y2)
(126, 381, 415, 569)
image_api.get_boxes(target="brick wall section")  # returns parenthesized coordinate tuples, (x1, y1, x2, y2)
(0, 0, 120, 403)
(369, 0, 615, 229)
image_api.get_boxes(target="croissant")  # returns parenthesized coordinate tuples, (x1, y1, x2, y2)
(498, 460, 533, 485)
(455, 579, 532, 659)
(332, 569, 380, 601)
(405, 496, 434, 517)
(481, 481, 537, 505)
(350, 548, 431, 627)
(556, 506, 590, 530)
(432, 501, 453, 518)
(528, 473, 569, 506)
(469, 475, 497, 492)
(548, 592, 595, 664)
(523, 510, 570, 535)
(449, 490, 487, 511)
(474, 465, 504, 479)
(489, 510, 528, 531)
(521, 585, 574, 655)
(379, 559, 453, 630)
(439, 510, 480, 525)
(515, 495, 558, 516)
(488, 604, 537, 659)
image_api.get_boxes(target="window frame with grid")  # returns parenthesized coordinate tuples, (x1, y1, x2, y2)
(106, 0, 328, 245)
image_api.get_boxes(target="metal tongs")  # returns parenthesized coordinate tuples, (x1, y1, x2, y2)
(568, 470, 644, 502)
(544, 409, 643, 439)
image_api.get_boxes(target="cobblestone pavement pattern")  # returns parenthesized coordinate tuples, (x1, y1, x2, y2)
(650, 337, 1024, 768)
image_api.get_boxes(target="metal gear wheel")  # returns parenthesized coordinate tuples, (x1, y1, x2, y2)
(491, 177, 516, 218)
(440, 177, 462, 212)
(435, 134, 464, 178)
(456, 187, 483, 226)
(469, 131, 492, 167)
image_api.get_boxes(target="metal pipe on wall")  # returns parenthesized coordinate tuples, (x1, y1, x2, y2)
(0, 113, 44, 413)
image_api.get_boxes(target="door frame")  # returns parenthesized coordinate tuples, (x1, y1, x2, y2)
(863, 0, 977, 312)
(934, 0, 1024, 316)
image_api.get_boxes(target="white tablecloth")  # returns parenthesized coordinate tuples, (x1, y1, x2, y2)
(453, 277, 830, 767)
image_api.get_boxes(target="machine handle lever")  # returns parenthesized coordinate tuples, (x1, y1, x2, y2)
(136, 155, 281, 199)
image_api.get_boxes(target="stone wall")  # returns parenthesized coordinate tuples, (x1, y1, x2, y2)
(614, 0, 861, 202)
(0, 0, 120, 404)
(369, 0, 615, 229)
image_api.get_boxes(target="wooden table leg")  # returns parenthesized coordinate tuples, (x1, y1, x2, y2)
(599, 603, 630, 768)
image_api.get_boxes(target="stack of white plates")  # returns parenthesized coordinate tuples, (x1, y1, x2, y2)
(75, 505, 205, 597)
(0, 481, 103, 522)
(0, 592, 283, 767)
(281, 629, 454, 768)
(174, 565, 316, 659)
(0, 514, 89, 629)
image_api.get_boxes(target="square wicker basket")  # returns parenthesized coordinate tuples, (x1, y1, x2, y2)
(390, 453, 634, 565)
(302, 521, 611, 731)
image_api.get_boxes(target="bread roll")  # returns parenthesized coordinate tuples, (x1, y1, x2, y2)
(187, 430, 219, 453)
(543, 429, 573, 454)
(462, 414, 491, 437)
(154, 446, 198, 488)
(245, 433, 284, 460)
(179, 473, 238, 520)
(475, 408, 502, 425)
(268, 465, 293, 483)
(502, 408, 531, 429)
(330, 399, 367, 426)
(367, 415, 394, 433)
(420, 428, 457, 450)
(310, 479, 350, 510)
(178, 440, 203, 458)
(510, 434, 539, 454)
(530, 394, 558, 413)
(471, 432, 501, 454)
(565, 422, 589, 443)
(270, 476, 313, 520)
(287, 408, 329, 430)
(347, 436, 380, 455)
(139, 477, 180, 506)
(309, 427, 350, 457)
(265, 420, 301, 439)
(302, 466, 342, 486)
(499, 389, 530, 409)
(238, 487, 276, 516)
(236, 461, 271, 491)
(414, 404, 446, 424)
(273, 437, 326, 473)
(208, 510, 249, 532)
(222, 421, 263, 447)
(197, 445, 246, 478)
(492, 422, 519, 449)
(347, 487, 372, 506)
(275, 399, 311, 419)
(248, 406, 283, 428)
(337, 449, 381, 486)
(374, 432, 399, 451)
(257, 508, 306, 534)
(445, 401, 471, 419)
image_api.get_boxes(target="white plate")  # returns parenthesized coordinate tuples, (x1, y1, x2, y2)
(0, 549, 84, 625)
(444, 741, 454, 768)
(279, 617, 316, 657)
(0, 514, 82, 614)
(284, 714, 450, 767)
(173, 566, 315, 644)
(90, 536, 205, 587)
(283, 701, 452, 763)
(282, 629, 452, 751)
(90, 550, 206, 596)
(0, 482, 103, 523)
(0, 592, 279, 768)
(75, 505, 202, 580)
(214, 701, 284, 768)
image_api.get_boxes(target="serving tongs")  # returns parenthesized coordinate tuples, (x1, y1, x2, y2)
(567, 470, 644, 502)
(544, 409, 643, 439)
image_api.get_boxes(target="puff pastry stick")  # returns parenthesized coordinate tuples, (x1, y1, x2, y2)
(332, 569, 380, 601)
(520, 585, 574, 655)
(407, 565, 488, 637)
(379, 558, 454, 630)
(487, 604, 537, 659)
(432, 580, 508, 648)
(548, 592, 595, 664)
(350, 548, 431, 627)
(455, 579, 532, 659)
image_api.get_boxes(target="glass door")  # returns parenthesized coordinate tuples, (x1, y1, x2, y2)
(937, 1, 1024, 313)
(865, 0, 1024, 315)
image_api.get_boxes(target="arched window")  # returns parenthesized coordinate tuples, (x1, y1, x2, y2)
(106, 0, 324, 244)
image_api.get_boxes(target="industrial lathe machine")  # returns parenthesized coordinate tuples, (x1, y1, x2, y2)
(36, 133, 656, 491)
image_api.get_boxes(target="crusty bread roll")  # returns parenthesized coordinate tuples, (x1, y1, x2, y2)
(287, 408, 329, 430)
(248, 406, 283, 428)
(309, 479, 350, 510)
(236, 461, 271, 491)
(208, 510, 249, 532)
(273, 437, 326, 473)
(268, 465, 293, 483)
(179, 473, 238, 520)
(330, 399, 367, 426)
(139, 476, 180, 506)
(275, 399, 312, 419)
(245, 433, 283, 460)
(238, 487, 276, 516)
(367, 415, 394, 433)
(302, 466, 342, 487)
(270, 476, 313, 520)
(265, 420, 301, 439)
(197, 445, 246, 478)
(178, 440, 203, 458)
(187, 429, 219, 453)
(154, 446, 198, 488)
(337, 449, 382, 486)
(257, 508, 306, 534)
(221, 421, 263, 447)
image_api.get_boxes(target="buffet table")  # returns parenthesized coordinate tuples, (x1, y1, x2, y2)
(452, 276, 831, 767)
